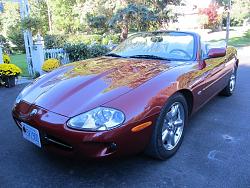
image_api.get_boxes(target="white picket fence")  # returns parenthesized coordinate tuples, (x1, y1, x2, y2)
(44, 48, 70, 65)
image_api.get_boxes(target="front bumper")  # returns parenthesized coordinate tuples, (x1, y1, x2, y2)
(12, 101, 157, 159)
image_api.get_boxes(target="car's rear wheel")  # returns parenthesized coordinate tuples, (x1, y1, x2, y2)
(220, 70, 237, 96)
(145, 93, 188, 160)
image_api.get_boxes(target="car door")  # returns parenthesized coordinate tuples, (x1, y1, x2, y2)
(190, 42, 226, 110)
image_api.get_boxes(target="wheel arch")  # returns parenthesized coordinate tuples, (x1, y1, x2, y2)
(175, 89, 194, 116)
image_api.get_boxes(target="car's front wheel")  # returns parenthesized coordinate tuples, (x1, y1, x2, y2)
(145, 93, 188, 160)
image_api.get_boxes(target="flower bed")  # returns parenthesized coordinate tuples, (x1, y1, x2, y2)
(42, 58, 60, 72)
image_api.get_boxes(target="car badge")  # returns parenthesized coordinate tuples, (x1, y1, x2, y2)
(30, 109, 38, 116)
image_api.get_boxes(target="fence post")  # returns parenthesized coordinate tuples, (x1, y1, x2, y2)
(0, 46, 3, 64)
(32, 34, 45, 75)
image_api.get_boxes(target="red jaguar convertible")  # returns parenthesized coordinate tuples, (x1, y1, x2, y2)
(12, 31, 238, 160)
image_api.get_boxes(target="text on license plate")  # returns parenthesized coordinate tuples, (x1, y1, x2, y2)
(21, 123, 41, 148)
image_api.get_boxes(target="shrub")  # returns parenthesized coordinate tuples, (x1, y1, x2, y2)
(88, 44, 110, 58)
(44, 34, 66, 49)
(42, 58, 60, 72)
(3, 53, 11, 64)
(102, 34, 120, 45)
(0, 64, 22, 76)
(64, 43, 89, 62)
(64, 43, 110, 62)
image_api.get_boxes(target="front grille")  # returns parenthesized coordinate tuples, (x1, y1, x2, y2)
(44, 135, 73, 151)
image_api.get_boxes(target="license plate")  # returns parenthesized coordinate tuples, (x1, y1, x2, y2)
(21, 123, 41, 148)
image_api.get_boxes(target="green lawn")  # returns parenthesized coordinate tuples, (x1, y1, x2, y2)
(228, 30, 250, 47)
(10, 54, 29, 77)
(210, 29, 250, 47)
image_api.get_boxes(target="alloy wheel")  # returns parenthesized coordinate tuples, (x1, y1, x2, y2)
(162, 102, 185, 150)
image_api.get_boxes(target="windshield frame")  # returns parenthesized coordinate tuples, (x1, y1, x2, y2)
(109, 31, 198, 61)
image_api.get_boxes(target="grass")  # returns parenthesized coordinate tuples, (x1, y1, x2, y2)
(10, 54, 29, 77)
(227, 30, 250, 47)
(210, 29, 250, 47)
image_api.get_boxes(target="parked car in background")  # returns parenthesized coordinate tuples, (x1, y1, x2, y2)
(12, 31, 238, 160)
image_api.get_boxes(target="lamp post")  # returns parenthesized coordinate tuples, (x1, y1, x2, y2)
(225, 0, 232, 47)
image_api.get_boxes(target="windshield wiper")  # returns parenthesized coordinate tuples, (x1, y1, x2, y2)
(105, 53, 124, 57)
(128, 55, 170, 60)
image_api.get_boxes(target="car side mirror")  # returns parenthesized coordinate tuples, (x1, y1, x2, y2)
(207, 48, 226, 58)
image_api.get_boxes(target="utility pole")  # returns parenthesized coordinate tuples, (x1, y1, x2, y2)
(225, 0, 232, 47)
(19, 0, 34, 76)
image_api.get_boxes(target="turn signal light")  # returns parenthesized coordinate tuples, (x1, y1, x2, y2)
(131, 121, 152, 132)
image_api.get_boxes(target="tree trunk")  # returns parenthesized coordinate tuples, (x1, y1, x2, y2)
(120, 21, 128, 42)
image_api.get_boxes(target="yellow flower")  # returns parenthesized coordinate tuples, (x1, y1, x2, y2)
(42, 58, 60, 72)
(0, 64, 22, 76)
(3, 53, 11, 64)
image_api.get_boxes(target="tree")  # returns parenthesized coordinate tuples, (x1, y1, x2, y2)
(7, 22, 25, 52)
(109, 4, 157, 41)
(21, 17, 43, 36)
(49, 0, 80, 34)
(86, 13, 108, 34)
(29, 0, 50, 34)
(199, 3, 222, 31)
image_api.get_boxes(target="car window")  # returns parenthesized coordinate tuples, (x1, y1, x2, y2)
(111, 32, 195, 61)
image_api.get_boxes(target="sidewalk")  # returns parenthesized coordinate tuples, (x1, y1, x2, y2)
(16, 76, 32, 85)
(237, 46, 250, 66)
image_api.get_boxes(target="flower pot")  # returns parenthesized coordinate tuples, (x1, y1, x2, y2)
(2, 76, 16, 88)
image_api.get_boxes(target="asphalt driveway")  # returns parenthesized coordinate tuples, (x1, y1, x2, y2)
(1, 50, 250, 188)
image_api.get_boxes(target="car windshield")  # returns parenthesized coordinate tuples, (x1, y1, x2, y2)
(109, 32, 195, 61)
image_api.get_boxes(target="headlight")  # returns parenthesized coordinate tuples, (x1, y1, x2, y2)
(67, 107, 125, 131)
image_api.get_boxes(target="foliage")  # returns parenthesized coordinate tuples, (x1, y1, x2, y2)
(42, 58, 60, 72)
(0, 35, 10, 52)
(199, 3, 222, 31)
(110, 4, 157, 41)
(0, 63, 22, 76)
(21, 17, 43, 35)
(49, 0, 80, 34)
(217, 0, 250, 27)
(102, 34, 120, 45)
(7, 23, 25, 53)
(64, 43, 89, 61)
(230, 0, 250, 26)
(0, 2, 20, 37)
(29, 0, 50, 34)
(64, 43, 109, 62)
(3, 53, 11, 64)
(88, 44, 110, 58)
(44, 33, 120, 49)
(0, 0, 183, 52)
(44, 34, 66, 49)
(86, 13, 108, 34)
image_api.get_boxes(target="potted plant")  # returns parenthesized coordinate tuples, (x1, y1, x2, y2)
(0, 64, 22, 88)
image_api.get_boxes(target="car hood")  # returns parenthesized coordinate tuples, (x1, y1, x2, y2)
(21, 57, 178, 117)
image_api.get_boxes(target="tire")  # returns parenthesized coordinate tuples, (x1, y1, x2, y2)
(220, 70, 237, 97)
(145, 93, 188, 160)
